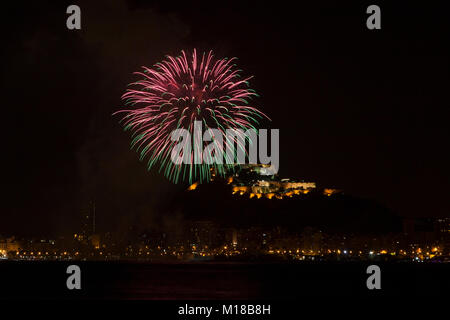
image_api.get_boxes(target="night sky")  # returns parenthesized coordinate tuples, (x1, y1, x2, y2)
(2, 1, 449, 236)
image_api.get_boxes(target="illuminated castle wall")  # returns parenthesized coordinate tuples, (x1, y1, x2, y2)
(229, 164, 318, 199)
(188, 164, 340, 199)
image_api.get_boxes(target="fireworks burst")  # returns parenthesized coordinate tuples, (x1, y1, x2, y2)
(115, 49, 269, 184)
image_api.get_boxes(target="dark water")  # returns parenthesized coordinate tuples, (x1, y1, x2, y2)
(0, 261, 447, 299)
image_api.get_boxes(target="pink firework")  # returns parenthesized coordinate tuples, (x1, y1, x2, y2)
(116, 49, 269, 183)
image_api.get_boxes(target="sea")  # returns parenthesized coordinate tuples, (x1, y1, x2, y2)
(0, 261, 447, 299)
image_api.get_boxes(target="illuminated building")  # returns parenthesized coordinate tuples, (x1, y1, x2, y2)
(225, 164, 317, 199)
(187, 164, 342, 199)
(0, 237, 21, 253)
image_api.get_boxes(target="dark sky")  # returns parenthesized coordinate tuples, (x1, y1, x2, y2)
(1, 1, 449, 236)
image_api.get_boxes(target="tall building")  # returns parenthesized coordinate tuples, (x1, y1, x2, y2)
(188, 221, 218, 250)
(79, 200, 96, 243)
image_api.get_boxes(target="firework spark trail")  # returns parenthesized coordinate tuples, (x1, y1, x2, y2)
(115, 49, 270, 184)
